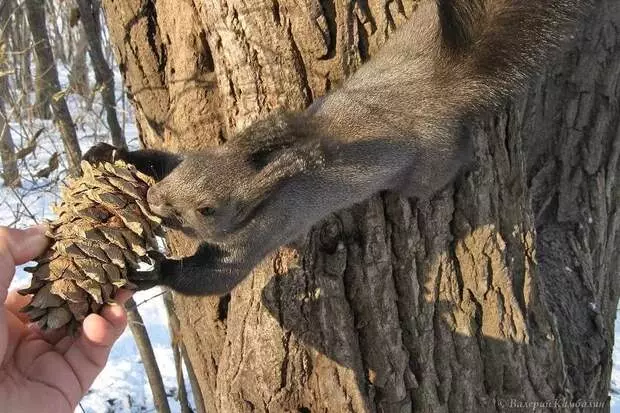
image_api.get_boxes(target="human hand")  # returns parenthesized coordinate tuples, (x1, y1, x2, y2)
(0, 226, 131, 413)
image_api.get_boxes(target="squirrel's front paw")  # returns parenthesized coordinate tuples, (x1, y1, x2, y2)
(83, 142, 127, 165)
(127, 250, 167, 291)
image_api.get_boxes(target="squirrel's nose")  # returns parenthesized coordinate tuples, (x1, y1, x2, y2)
(147, 186, 168, 215)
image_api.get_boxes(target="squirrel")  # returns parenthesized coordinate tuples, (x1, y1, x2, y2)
(84, 0, 591, 295)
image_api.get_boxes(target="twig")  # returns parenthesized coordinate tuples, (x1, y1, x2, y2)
(9, 186, 37, 222)
(181, 343, 206, 413)
(125, 297, 171, 413)
(125, 290, 167, 311)
(165, 292, 206, 413)
(163, 292, 192, 413)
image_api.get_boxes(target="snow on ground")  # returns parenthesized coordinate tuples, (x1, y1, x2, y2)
(77, 288, 194, 413)
(0, 63, 618, 412)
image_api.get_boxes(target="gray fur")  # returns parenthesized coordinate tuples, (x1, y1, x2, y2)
(84, 0, 591, 295)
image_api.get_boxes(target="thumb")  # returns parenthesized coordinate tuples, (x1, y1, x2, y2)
(0, 225, 49, 300)
(0, 225, 50, 265)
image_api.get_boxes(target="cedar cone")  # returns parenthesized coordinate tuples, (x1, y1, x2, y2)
(18, 160, 164, 332)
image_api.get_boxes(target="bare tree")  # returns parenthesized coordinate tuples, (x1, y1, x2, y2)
(77, 0, 125, 148)
(0, 3, 20, 187)
(69, 25, 90, 97)
(46, 0, 68, 66)
(2, 0, 33, 96)
(102, 1, 618, 412)
(25, 0, 81, 175)
(0, 99, 19, 187)
(26, 0, 51, 119)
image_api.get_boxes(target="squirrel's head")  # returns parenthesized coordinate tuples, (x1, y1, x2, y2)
(146, 130, 319, 243)
(146, 148, 259, 242)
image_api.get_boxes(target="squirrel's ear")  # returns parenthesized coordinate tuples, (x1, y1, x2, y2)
(230, 170, 283, 227)
(231, 143, 325, 227)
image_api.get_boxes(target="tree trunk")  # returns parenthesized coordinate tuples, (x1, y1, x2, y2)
(26, 0, 52, 120)
(0, 3, 20, 187)
(77, 0, 125, 149)
(0, 99, 20, 187)
(46, 0, 68, 66)
(69, 26, 90, 98)
(101, 1, 619, 412)
(25, 0, 82, 176)
(13, 4, 34, 95)
(3, 0, 34, 96)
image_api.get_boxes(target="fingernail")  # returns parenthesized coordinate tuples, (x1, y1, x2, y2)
(113, 289, 134, 306)
(25, 225, 50, 250)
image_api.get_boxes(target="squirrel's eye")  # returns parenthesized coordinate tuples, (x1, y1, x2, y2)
(198, 206, 216, 217)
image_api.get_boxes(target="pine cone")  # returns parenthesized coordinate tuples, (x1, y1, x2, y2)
(19, 160, 163, 332)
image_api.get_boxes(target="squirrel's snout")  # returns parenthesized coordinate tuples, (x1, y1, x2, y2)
(147, 186, 168, 216)
(146, 186, 184, 231)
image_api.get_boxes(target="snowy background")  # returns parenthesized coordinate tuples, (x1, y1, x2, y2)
(0, 33, 618, 413)
(2, 65, 195, 412)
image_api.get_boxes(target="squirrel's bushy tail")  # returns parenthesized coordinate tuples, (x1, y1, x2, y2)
(438, 0, 590, 114)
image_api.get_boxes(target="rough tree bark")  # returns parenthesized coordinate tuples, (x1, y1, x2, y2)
(101, 1, 619, 412)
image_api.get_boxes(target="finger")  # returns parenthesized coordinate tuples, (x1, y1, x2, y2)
(37, 324, 69, 345)
(0, 226, 48, 301)
(63, 301, 127, 393)
(2, 309, 28, 361)
(113, 289, 133, 306)
(4, 291, 32, 322)
(54, 335, 74, 354)
(27, 290, 132, 345)
(54, 291, 131, 372)
(0, 225, 49, 265)
(83, 301, 128, 348)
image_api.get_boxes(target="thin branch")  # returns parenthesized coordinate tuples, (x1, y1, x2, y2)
(163, 292, 192, 413)
(125, 297, 172, 413)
